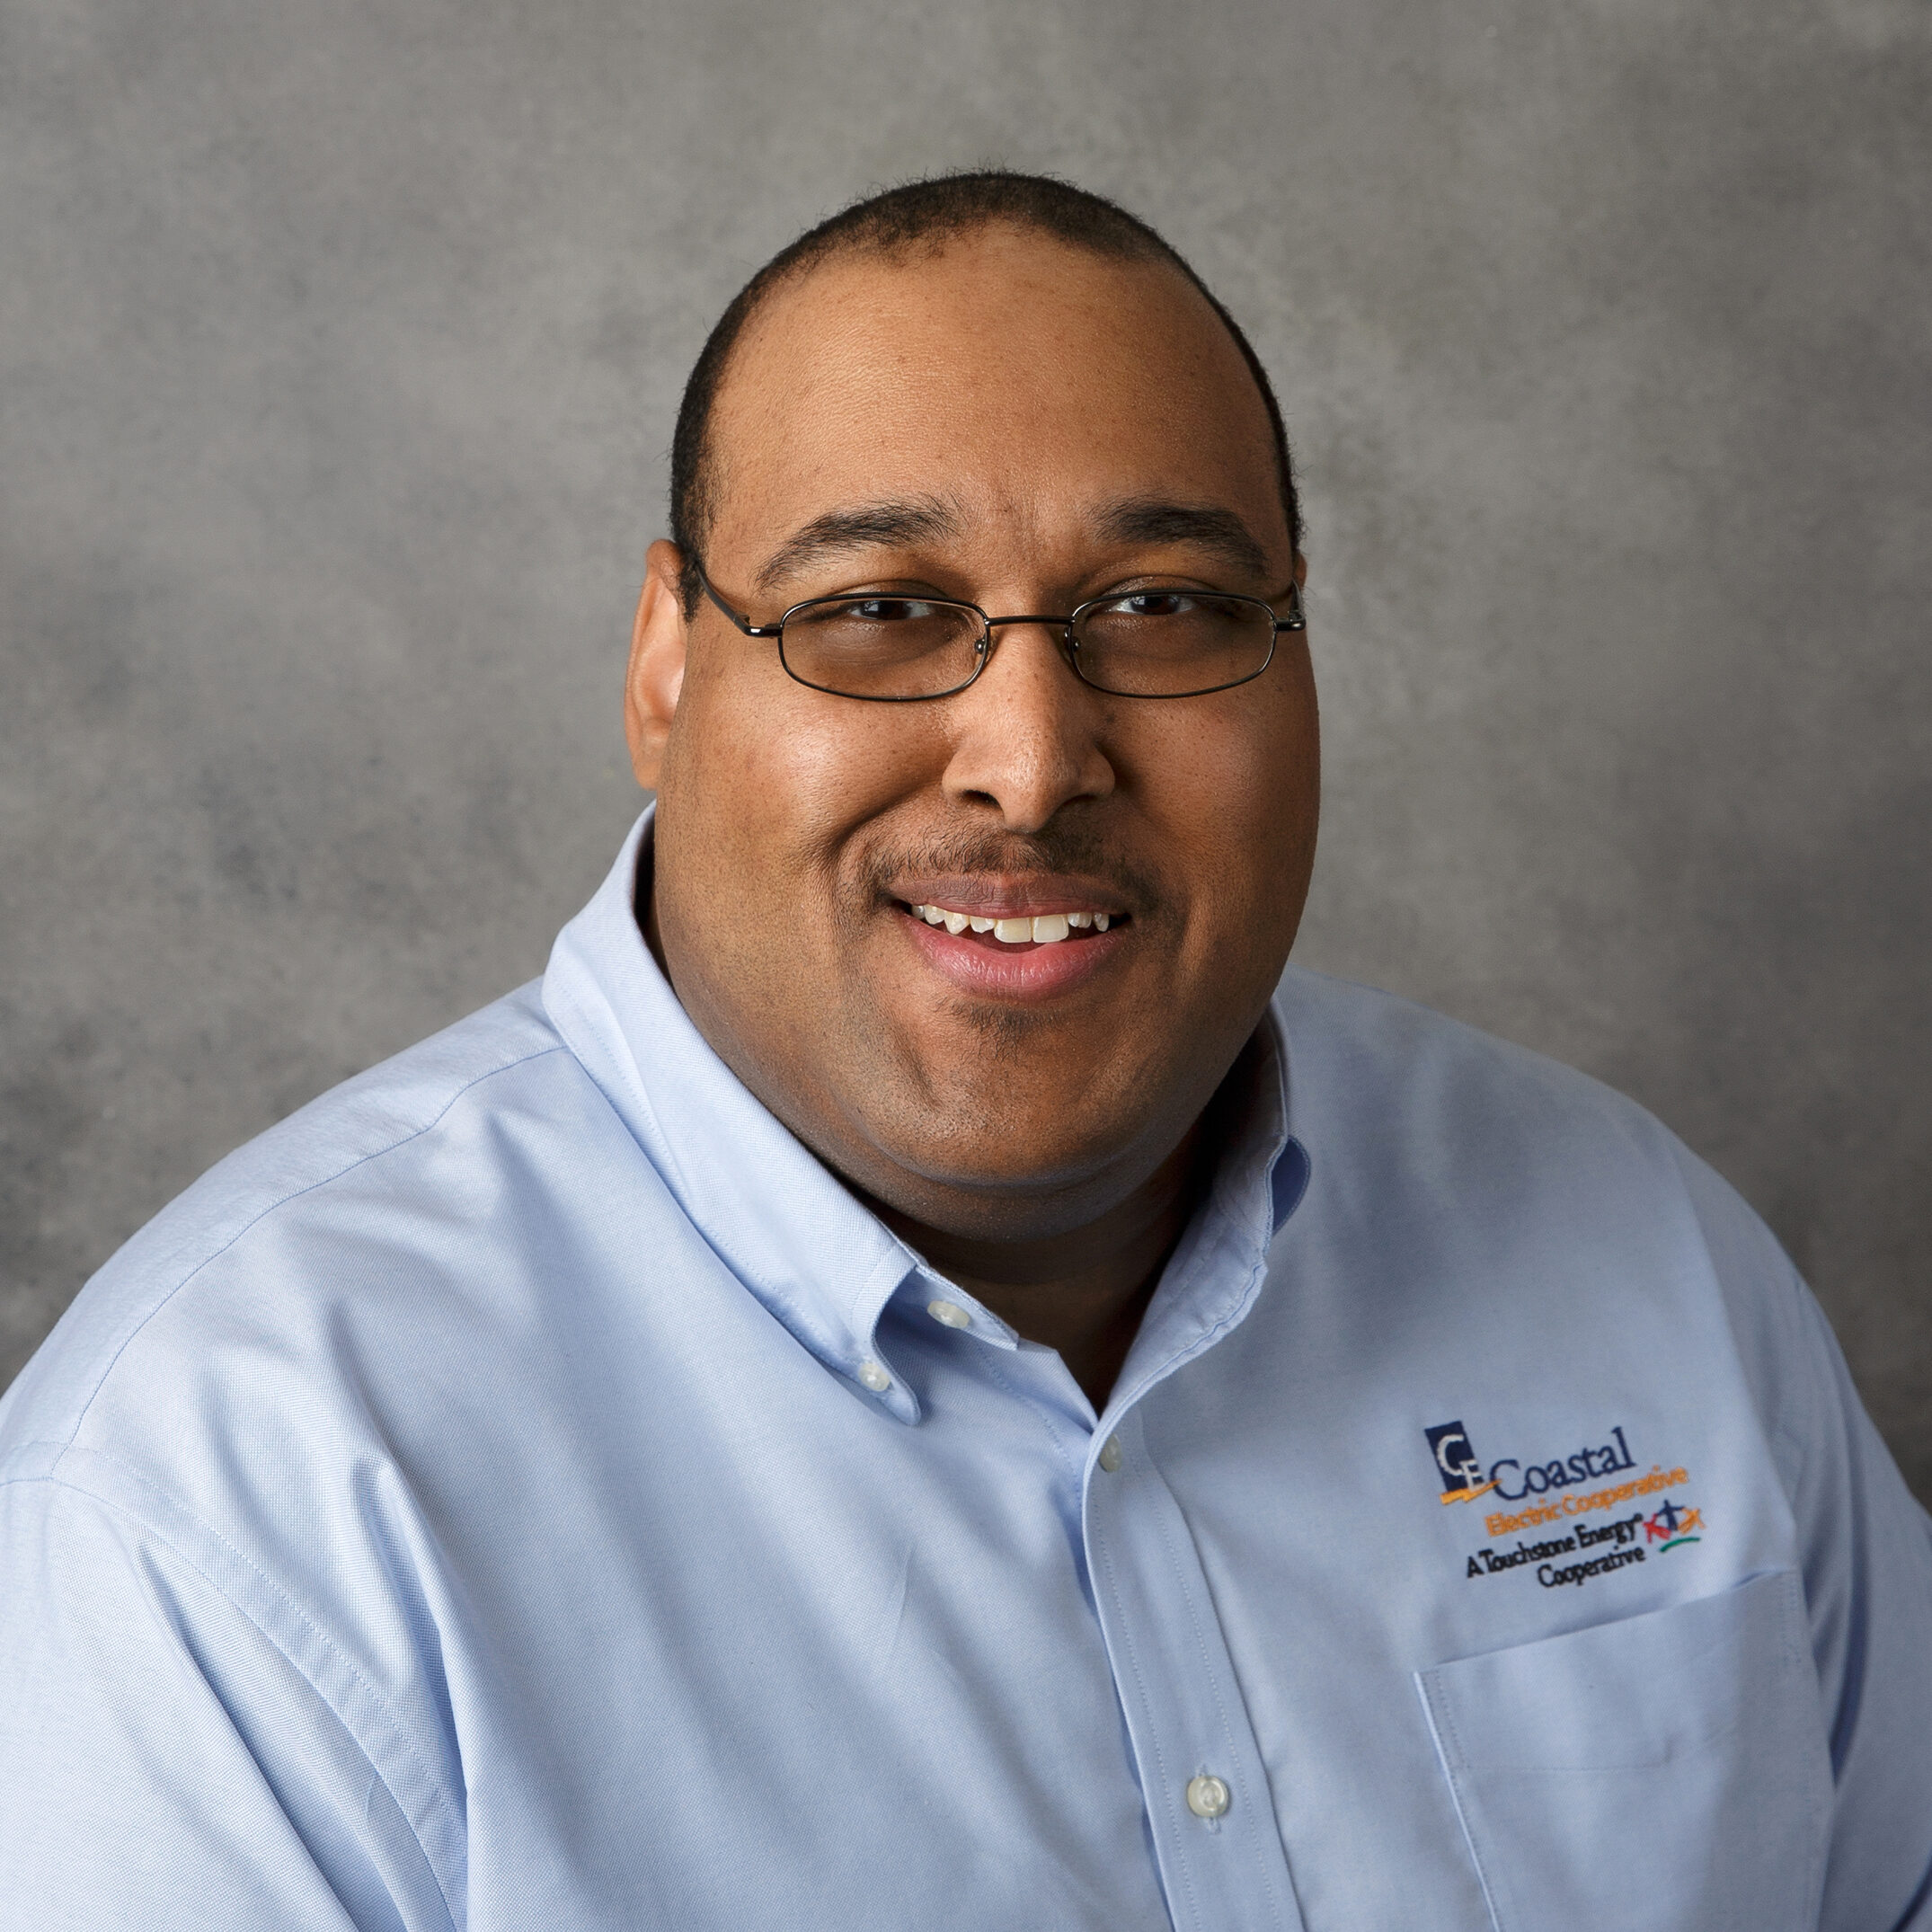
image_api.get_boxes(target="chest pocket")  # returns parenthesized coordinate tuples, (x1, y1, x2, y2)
(1415, 1568, 1830, 1932)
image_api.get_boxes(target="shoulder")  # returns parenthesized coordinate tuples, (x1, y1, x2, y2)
(1272, 962, 1688, 1195)
(0, 978, 687, 1797)
(0, 981, 608, 1466)
(1274, 963, 1654, 1136)
(1269, 962, 1818, 1435)
(1273, 958, 1779, 1240)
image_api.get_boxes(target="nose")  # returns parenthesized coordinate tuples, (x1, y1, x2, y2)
(939, 621, 1115, 833)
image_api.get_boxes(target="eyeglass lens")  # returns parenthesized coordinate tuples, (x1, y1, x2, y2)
(777, 593, 1277, 700)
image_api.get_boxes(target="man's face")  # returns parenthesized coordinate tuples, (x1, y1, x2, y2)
(632, 225, 1319, 1242)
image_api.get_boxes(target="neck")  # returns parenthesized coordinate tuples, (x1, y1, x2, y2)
(869, 1111, 1225, 1413)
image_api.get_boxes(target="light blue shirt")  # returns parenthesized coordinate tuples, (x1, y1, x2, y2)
(3, 812, 1928, 1931)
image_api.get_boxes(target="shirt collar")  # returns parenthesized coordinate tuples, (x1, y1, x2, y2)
(543, 810, 1309, 1424)
(1106, 1015, 1308, 1421)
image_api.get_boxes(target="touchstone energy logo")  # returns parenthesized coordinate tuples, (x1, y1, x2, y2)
(1644, 1496, 1703, 1551)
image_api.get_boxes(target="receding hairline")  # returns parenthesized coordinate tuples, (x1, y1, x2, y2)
(703, 220, 1264, 514)
(721, 215, 1228, 386)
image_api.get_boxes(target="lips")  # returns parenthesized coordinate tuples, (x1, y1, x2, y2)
(892, 895, 1130, 997)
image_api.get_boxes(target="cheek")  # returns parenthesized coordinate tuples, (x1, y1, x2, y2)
(1131, 688, 1319, 938)
(663, 666, 940, 898)
(1232, 659, 1321, 868)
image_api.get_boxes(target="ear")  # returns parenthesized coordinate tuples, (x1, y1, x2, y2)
(625, 539, 690, 791)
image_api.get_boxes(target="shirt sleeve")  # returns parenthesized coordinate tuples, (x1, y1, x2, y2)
(0, 1476, 458, 1932)
(1678, 1149, 1932, 1930)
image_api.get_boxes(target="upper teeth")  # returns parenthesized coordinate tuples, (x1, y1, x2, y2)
(911, 905, 1112, 943)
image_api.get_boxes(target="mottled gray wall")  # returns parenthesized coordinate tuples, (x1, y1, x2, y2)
(4, 0, 1928, 1493)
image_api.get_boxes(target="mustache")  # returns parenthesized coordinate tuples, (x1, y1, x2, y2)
(859, 823, 1164, 912)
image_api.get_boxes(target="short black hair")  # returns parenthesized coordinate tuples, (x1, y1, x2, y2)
(668, 170, 1302, 613)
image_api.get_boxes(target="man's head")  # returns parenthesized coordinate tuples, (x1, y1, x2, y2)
(626, 173, 1319, 1245)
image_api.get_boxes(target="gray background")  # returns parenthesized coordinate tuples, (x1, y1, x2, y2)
(4, 0, 1928, 1495)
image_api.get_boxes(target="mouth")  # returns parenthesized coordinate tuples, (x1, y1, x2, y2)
(889, 886, 1133, 999)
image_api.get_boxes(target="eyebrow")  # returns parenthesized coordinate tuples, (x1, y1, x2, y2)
(1093, 498, 1273, 583)
(749, 492, 1276, 596)
(753, 497, 960, 592)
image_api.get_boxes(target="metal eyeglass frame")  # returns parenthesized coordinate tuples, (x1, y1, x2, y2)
(693, 562, 1306, 703)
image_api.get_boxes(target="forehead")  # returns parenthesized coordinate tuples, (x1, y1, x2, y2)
(700, 226, 1286, 566)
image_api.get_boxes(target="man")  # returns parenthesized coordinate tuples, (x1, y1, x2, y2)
(1, 172, 1927, 1930)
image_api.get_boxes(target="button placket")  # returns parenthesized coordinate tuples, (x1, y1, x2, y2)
(1083, 1404, 1306, 1932)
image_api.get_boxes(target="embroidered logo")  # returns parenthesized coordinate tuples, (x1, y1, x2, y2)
(1423, 1422, 1494, 1502)
(1644, 1497, 1704, 1552)
(1429, 1417, 1709, 1590)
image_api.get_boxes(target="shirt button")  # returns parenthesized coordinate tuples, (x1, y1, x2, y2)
(856, 1360, 891, 1393)
(1186, 1775, 1231, 1820)
(926, 1299, 971, 1329)
(1097, 1434, 1123, 1473)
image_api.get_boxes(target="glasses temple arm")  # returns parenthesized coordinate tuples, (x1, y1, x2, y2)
(696, 564, 784, 639)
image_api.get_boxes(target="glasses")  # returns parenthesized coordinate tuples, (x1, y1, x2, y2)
(696, 564, 1305, 703)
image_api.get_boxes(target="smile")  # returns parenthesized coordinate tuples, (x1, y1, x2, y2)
(893, 892, 1131, 1000)
(906, 903, 1118, 945)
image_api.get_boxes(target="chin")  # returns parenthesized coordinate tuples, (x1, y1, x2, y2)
(858, 1097, 1158, 1219)
(873, 1168, 1132, 1245)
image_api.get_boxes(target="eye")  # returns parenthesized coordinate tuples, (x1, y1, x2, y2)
(1114, 590, 1197, 617)
(845, 598, 938, 622)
